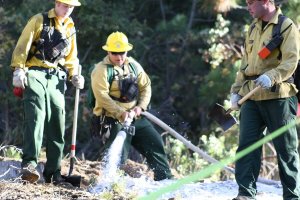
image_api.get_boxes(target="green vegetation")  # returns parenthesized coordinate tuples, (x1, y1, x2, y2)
(0, 145, 22, 159)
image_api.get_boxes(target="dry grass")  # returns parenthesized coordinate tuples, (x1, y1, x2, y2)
(0, 180, 98, 200)
(0, 158, 155, 200)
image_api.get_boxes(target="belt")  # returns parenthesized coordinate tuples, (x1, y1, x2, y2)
(110, 95, 137, 103)
(245, 75, 259, 80)
(245, 74, 294, 83)
(245, 74, 294, 92)
(100, 115, 118, 124)
(29, 66, 57, 73)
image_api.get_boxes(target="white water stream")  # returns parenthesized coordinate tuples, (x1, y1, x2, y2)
(102, 130, 127, 178)
(89, 130, 283, 199)
(90, 130, 127, 192)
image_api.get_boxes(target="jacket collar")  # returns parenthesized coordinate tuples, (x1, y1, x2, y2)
(252, 7, 282, 31)
(268, 7, 283, 25)
(103, 55, 130, 66)
(48, 8, 74, 26)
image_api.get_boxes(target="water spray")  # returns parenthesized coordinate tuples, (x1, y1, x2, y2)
(92, 111, 136, 192)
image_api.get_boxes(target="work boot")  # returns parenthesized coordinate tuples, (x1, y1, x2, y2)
(52, 173, 73, 187)
(53, 175, 66, 185)
(43, 172, 70, 186)
(20, 164, 40, 183)
(43, 174, 52, 184)
(232, 196, 255, 200)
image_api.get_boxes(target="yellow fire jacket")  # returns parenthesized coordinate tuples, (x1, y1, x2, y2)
(231, 8, 300, 100)
(91, 56, 151, 121)
(10, 9, 79, 78)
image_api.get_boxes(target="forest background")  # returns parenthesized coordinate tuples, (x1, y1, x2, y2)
(1, 0, 300, 179)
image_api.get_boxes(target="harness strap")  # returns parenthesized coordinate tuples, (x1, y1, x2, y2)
(108, 62, 138, 103)
(273, 14, 287, 37)
(37, 12, 54, 61)
(245, 75, 259, 80)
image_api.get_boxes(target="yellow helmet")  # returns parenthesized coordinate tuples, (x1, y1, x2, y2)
(56, 0, 81, 6)
(102, 32, 133, 52)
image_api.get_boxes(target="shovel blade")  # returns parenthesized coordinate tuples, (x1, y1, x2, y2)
(61, 175, 81, 188)
(208, 103, 237, 132)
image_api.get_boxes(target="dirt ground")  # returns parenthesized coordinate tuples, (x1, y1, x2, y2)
(0, 156, 283, 200)
(0, 157, 153, 200)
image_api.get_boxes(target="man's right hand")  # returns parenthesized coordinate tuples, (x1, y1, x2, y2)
(13, 68, 27, 89)
(230, 93, 242, 110)
(254, 74, 272, 89)
(121, 110, 135, 123)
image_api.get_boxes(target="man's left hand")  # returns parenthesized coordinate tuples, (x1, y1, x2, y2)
(132, 106, 142, 117)
(254, 74, 272, 89)
(71, 75, 85, 89)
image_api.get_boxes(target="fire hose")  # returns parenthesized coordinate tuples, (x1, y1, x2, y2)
(141, 111, 280, 186)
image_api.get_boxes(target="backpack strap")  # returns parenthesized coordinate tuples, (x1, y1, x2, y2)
(106, 64, 115, 86)
(272, 15, 293, 61)
(27, 12, 54, 61)
(272, 14, 287, 37)
(128, 62, 138, 77)
(269, 15, 295, 91)
(41, 12, 52, 38)
(37, 12, 55, 61)
(106, 62, 137, 85)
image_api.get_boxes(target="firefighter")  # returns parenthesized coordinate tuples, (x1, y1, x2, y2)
(11, 0, 84, 184)
(91, 31, 173, 181)
(230, 0, 300, 199)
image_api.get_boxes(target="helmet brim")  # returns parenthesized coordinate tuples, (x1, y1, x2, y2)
(56, 0, 81, 6)
(102, 44, 133, 52)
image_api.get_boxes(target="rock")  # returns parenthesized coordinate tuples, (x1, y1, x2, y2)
(0, 158, 44, 181)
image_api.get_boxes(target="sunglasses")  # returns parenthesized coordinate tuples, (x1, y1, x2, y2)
(110, 52, 126, 56)
(246, 0, 261, 5)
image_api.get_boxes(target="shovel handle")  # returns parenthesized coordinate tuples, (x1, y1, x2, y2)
(70, 64, 82, 158)
(238, 86, 261, 105)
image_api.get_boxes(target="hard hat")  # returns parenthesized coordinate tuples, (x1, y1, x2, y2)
(56, 0, 81, 6)
(102, 32, 133, 52)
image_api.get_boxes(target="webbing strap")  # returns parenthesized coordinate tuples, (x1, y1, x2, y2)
(106, 62, 138, 86)
(27, 12, 54, 61)
(272, 14, 287, 37)
(129, 62, 138, 76)
(107, 62, 138, 103)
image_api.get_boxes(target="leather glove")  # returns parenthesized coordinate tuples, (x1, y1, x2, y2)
(254, 74, 272, 89)
(121, 110, 135, 124)
(12, 68, 27, 89)
(230, 93, 242, 110)
(71, 75, 85, 89)
(132, 106, 142, 117)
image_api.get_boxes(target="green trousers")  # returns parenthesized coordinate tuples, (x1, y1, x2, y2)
(236, 97, 300, 199)
(103, 116, 173, 181)
(22, 68, 67, 179)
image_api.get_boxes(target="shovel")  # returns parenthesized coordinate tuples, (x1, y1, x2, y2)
(208, 86, 261, 132)
(64, 65, 82, 187)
